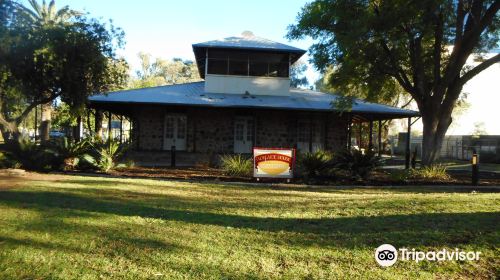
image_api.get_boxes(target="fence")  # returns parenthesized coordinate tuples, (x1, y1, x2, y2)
(393, 134, 500, 163)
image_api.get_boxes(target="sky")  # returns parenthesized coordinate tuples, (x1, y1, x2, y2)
(19, 0, 500, 135)
(397, 59, 500, 135)
(20, 0, 318, 81)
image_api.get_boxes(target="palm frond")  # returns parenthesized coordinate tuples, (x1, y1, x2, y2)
(47, 0, 56, 21)
(27, 0, 42, 18)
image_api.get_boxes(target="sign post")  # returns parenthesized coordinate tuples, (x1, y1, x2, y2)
(471, 149, 479, 186)
(253, 147, 295, 181)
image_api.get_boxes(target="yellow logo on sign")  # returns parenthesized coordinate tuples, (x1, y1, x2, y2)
(257, 160, 290, 175)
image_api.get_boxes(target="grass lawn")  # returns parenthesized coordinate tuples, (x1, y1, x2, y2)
(0, 173, 499, 279)
(439, 160, 500, 173)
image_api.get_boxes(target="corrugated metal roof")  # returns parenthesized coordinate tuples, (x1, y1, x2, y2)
(192, 36, 306, 53)
(90, 82, 419, 118)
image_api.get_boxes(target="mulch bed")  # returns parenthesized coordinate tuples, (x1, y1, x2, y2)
(106, 166, 500, 187)
(109, 167, 255, 182)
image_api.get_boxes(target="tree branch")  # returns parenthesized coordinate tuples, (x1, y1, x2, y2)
(459, 53, 500, 86)
(454, 0, 465, 46)
(380, 40, 415, 95)
(433, 10, 444, 86)
(0, 112, 12, 130)
(463, 0, 500, 43)
(408, 34, 426, 95)
(463, 0, 485, 35)
(401, 96, 415, 108)
(14, 94, 57, 126)
(437, 0, 499, 97)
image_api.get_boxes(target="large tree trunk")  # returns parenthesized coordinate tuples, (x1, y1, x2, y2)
(39, 102, 52, 142)
(0, 121, 21, 143)
(420, 88, 456, 166)
(421, 116, 447, 165)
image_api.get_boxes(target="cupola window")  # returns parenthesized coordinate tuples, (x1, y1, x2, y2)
(206, 49, 289, 78)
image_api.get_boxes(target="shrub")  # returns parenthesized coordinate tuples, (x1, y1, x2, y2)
(0, 150, 13, 168)
(335, 149, 382, 179)
(81, 138, 128, 172)
(1, 137, 56, 171)
(296, 150, 334, 179)
(219, 154, 253, 177)
(408, 164, 450, 180)
(49, 137, 90, 170)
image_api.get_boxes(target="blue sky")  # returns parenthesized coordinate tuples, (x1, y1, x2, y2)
(19, 0, 318, 81)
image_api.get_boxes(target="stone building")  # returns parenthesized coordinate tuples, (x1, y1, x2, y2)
(90, 34, 419, 166)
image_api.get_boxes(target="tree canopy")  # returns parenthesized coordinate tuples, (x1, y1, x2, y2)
(290, 59, 310, 88)
(130, 52, 201, 89)
(0, 0, 128, 140)
(288, 0, 500, 164)
(17, 0, 83, 26)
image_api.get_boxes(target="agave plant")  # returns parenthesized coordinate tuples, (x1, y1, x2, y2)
(49, 137, 90, 170)
(335, 149, 382, 179)
(82, 138, 127, 172)
(296, 150, 335, 179)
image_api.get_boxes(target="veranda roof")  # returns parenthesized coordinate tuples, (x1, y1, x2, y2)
(89, 81, 419, 120)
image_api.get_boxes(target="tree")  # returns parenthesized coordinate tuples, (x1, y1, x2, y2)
(0, 1, 128, 141)
(290, 59, 309, 88)
(471, 121, 488, 135)
(288, 0, 500, 165)
(16, 0, 83, 26)
(16, 0, 83, 141)
(130, 52, 201, 89)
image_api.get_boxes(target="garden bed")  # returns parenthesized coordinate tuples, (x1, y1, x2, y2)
(102, 166, 500, 186)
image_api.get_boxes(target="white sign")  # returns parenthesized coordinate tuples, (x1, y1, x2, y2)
(253, 148, 295, 178)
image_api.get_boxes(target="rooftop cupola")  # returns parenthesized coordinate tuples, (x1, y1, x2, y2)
(192, 32, 306, 96)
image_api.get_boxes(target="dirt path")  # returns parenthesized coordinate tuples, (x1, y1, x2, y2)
(0, 169, 67, 190)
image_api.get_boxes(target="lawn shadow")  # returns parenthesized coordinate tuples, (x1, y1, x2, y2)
(53, 174, 500, 195)
(0, 189, 498, 249)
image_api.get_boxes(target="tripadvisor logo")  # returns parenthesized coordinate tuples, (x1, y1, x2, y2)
(375, 244, 398, 267)
(374, 244, 481, 267)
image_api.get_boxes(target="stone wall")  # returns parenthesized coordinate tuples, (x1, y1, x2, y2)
(135, 107, 164, 150)
(132, 106, 348, 154)
(188, 108, 234, 153)
(325, 114, 349, 151)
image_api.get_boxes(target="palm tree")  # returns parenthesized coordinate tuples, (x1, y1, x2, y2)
(16, 0, 83, 142)
(17, 0, 82, 26)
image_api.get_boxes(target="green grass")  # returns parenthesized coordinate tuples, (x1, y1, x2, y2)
(436, 159, 500, 173)
(0, 174, 499, 279)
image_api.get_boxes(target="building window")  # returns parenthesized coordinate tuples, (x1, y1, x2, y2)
(235, 123, 244, 141)
(207, 58, 228, 75)
(207, 49, 289, 78)
(297, 118, 324, 152)
(165, 117, 174, 138)
(177, 116, 186, 139)
(228, 60, 248, 76)
(249, 61, 268, 76)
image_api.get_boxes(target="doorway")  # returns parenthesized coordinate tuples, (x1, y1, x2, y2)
(234, 116, 254, 153)
(164, 114, 187, 151)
